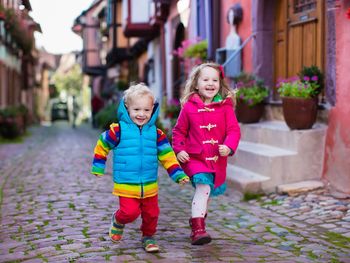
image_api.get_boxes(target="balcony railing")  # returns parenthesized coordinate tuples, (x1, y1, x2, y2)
(215, 33, 256, 78)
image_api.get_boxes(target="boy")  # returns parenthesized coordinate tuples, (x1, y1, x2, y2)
(91, 83, 189, 253)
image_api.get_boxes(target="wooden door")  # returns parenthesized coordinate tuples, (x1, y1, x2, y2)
(274, 0, 324, 99)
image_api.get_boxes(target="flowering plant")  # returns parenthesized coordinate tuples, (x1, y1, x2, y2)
(298, 65, 324, 96)
(277, 76, 319, 98)
(0, 4, 5, 20)
(165, 98, 181, 119)
(278, 65, 323, 99)
(173, 39, 207, 74)
(233, 72, 268, 107)
(3, 8, 33, 54)
(347, 7, 350, 20)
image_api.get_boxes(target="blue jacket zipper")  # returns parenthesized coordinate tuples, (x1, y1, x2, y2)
(140, 127, 144, 198)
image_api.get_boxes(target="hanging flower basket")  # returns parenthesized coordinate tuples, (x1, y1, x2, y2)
(173, 39, 208, 76)
(0, 3, 5, 21)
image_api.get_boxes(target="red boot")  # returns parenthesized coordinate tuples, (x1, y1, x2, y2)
(190, 217, 212, 245)
(189, 213, 207, 226)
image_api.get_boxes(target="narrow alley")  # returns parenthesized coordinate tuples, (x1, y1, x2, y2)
(0, 123, 349, 262)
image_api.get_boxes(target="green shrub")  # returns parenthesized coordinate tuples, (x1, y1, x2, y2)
(116, 80, 128, 91)
(0, 121, 21, 139)
(95, 103, 119, 130)
(0, 106, 23, 139)
(17, 104, 29, 115)
(0, 106, 19, 118)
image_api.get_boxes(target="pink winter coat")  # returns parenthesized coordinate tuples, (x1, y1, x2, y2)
(172, 94, 241, 188)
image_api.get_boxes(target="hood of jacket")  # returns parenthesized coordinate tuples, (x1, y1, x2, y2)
(117, 99, 159, 127)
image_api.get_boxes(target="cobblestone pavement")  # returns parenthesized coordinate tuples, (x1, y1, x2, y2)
(0, 122, 349, 263)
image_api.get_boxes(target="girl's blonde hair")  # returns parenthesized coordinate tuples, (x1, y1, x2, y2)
(180, 62, 236, 106)
(123, 82, 155, 106)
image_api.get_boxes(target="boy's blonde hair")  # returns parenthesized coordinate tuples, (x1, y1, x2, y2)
(123, 83, 155, 106)
(180, 62, 236, 106)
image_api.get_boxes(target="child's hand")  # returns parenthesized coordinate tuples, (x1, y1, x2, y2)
(178, 176, 190, 185)
(177, 151, 190, 163)
(218, 144, 231, 157)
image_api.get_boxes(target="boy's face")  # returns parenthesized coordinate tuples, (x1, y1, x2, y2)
(126, 96, 154, 127)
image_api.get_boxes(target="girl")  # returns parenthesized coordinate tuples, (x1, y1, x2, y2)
(172, 62, 241, 245)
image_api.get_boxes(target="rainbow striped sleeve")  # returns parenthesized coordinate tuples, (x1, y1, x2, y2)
(157, 128, 188, 183)
(91, 123, 120, 175)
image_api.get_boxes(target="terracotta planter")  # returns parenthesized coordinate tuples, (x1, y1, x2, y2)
(235, 99, 264, 123)
(282, 97, 317, 130)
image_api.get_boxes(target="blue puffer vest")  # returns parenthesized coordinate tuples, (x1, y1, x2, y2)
(112, 99, 159, 184)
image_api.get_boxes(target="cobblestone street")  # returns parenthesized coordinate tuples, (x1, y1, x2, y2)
(0, 123, 349, 262)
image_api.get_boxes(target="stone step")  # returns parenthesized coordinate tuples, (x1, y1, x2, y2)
(230, 140, 297, 176)
(276, 180, 325, 196)
(226, 164, 270, 193)
(226, 121, 327, 194)
(228, 141, 325, 193)
(240, 121, 327, 151)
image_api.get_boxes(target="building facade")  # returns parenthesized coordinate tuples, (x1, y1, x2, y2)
(73, 0, 350, 196)
(0, 0, 40, 120)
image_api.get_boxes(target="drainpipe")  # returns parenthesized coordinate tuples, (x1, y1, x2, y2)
(160, 25, 166, 98)
(204, 0, 220, 60)
(112, 0, 117, 49)
(204, 0, 212, 59)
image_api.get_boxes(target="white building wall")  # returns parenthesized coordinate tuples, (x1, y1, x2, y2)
(122, 0, 151, 24)
(147, 38, 162, 103)
(165, 21, 173, 102)
(188, 0, 198, 40)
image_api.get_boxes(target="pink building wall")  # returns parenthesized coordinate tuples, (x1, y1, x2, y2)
(220, 0, 253, 72)
(323, 2, 350, 196)
(84, 15, 102, 67)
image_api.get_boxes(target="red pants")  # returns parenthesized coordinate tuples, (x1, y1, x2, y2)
(115, 195, 159, 237)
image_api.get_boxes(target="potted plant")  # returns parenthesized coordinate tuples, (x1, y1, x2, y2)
(95, 103, 119, 130)
(233, 72, 269, 123)
(0, 106, 24, 139)
(277, 73, 320, 130)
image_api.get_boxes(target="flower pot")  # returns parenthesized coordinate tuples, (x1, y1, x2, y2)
(0, 12, 5, 21)
(235, 99, 264, 123)
(282, 97, 317, 130)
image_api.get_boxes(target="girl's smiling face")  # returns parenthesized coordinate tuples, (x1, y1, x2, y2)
(197, 66, 220, 104)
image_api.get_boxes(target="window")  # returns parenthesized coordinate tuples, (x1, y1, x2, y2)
(293, 0, 316, 14)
